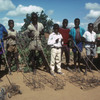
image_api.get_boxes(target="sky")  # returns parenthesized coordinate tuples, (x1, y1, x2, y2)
(0, 0, 100, 31)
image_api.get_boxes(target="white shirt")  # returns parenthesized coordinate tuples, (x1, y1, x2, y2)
(48, 32, 63, 47)
(83, 31, 96, 48)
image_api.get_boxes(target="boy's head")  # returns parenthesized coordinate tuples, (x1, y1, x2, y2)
(62, 19, 68, 28)
(8, 20, 14, 29)
(88, 23, 94, 33)
(53, 24, 59, 34)
(31, 12, 38, 23)
(74, 18, 80, 28)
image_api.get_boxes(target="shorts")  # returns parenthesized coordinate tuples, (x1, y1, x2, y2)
(72, 42, 83, 53)
(29, 40, 43, 51)
(86, 47, 96, 57)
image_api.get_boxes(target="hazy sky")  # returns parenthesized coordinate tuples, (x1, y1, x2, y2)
(0, 0, 100, 31)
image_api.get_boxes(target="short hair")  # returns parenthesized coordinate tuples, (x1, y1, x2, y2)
(63, 19, 68, 23)
(53, 24, 59, 29)
(31, 12, 38, 20)
(8, 20, 14, 24)
(74, 18, 80, 23)
(88, 23, 94, 27)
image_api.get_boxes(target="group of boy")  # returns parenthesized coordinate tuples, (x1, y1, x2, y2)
(0, 12, 49, 77)
(0, 12, 100, 78)
(48, 18, 99, 76)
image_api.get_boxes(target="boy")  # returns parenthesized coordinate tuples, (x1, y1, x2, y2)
(48, 24, 64, 76)
(6, 20, 19, 74)
(59, 19, 71, 71)
(24, 12, 49, 74)
(69, 18, 85, 71)
(83, 23, 96, 72)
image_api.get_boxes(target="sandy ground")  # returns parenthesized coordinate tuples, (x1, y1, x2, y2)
(0, 66, 100, 100)
(0, 50, 100, 100)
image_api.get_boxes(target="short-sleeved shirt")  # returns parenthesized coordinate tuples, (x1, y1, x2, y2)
(7, 29, 17, 45)
(27, 22, 44, 40)
(59, 28, 70, 45)
(26, 22, 44, 50)
(83, 31, 96, 48)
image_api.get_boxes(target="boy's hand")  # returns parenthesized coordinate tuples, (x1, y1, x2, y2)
(81, 37, 85, 42)
(28, 32, 34, 38)
(55, 39, 59, 43)
(10, 35, 15, 40)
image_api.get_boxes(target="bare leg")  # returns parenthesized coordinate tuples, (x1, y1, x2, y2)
(64, 45, 71, 71)
(14, 52, 19, 71)
(87, 56, 92, 72)
(74, 52, 77, 71)
(29, 50, 36, 74)
(77, 51, 81, 72)
(84, 57, 89, 75)
(7, 51, 12, 74)
(38, 50, 50, 72)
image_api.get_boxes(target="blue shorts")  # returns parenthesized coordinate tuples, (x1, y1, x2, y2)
(72, 42, 83, 53)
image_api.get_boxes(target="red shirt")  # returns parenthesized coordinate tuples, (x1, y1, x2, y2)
(59, 28, 70, 45)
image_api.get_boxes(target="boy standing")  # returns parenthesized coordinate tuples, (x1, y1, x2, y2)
(48, 24, 64, 76)
(69, 18, 85, 71)
(83, 23, 96, 71)
(24, 12, 49, 74)
(59, 19, 71, 71)
(6, 20, 19, 73)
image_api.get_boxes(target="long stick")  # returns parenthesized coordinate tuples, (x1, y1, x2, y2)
(72, 40, 100, 73)
(36, 36, 50, 72)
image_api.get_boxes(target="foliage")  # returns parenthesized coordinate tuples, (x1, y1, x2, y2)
(41, 35, 51, 63)
(21, 10, 54, 33)
(38, 10, 54, 33)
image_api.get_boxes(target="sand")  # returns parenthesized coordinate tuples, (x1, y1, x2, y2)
(0, 67, 100, 100)
(0, 49, 100, 100)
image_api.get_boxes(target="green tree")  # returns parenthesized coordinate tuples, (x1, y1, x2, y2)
(21, 10, 53, 33)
